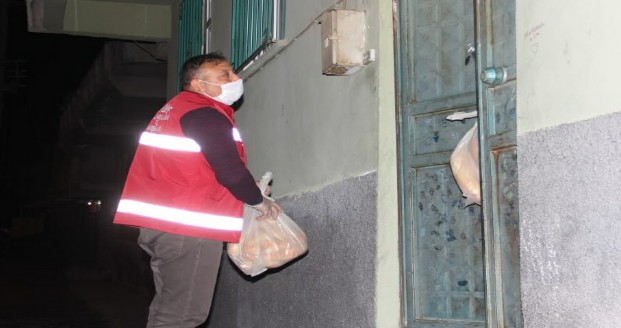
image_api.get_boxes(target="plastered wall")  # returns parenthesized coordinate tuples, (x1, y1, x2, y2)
(207, 1, 401, 327)
(518, 112, 621, 327)
(225, 0, 380, 198)
(517, 1, 621, 327)
(516, 0, 621, 134)
(208, 173, 377, 328)
(209, 1, 231, 58)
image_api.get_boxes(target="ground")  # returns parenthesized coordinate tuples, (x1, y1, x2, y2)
(0, 235, 147, 328)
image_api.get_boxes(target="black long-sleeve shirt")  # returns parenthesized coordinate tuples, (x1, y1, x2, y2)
(180, 108, 263, 206)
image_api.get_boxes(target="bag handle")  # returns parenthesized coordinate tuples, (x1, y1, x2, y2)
(258, 171, 273, 196)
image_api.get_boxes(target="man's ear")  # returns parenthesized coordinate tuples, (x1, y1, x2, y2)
(188, 79, 202, 92)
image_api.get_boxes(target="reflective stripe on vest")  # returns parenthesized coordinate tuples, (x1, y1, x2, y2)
(139, 129, 242, 152)
(232, 127, 242, 142)
(117, 199, 243, 231)
(139, 132, 201, 152)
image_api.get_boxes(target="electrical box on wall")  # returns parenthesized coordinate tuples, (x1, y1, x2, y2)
(321, 9, 375, 76)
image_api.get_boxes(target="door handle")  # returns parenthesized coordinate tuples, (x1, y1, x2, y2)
(480, 67, 507, 85)
(465, 43, 476, 65)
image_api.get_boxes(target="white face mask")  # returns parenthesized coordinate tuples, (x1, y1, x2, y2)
(200, 79, 244, 105)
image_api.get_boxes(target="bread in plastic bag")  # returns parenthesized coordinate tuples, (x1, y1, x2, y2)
(449, 122, 481, 206)
(227, 172, 308, 276)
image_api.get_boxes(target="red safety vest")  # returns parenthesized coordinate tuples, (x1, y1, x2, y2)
(113, 91, 247, 242)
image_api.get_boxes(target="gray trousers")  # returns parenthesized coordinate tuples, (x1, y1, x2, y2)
(138, 228, 223, 328)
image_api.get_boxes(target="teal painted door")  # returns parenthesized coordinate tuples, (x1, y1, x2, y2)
(475, 0, 521, 326)
(397, 0, 520, 326)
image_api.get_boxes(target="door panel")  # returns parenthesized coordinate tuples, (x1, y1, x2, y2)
(490, 0, 516, 75)
(477, 0, 520, 327)
(488, 82, 516, 137)
(399, 0, 483, 326)
(412, 109, 478, 155)
(494, 147, 520, 328)
(410, 0, 476, 104)
(414, 165, 484, 321)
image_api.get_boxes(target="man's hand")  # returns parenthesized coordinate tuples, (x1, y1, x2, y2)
(251, 196, 282, 220)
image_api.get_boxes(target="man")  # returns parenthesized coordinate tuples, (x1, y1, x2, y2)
(113, 52, 281, 328)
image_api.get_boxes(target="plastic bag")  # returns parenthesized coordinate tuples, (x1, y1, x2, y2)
(227, 172, 308, 276)
(449, 122, 481, 206)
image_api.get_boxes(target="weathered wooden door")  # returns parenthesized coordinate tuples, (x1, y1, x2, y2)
(475, 0, 520, 326)
(397, 0, 520, 326)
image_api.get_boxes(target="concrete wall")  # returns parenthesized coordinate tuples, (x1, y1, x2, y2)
(208, 173, 377, 328)
(166, 2, 180, 98)
(207, 0, 401, 327)
(209, 0, 232, 58)
(518, 113, 621, 327)
(516, 0, 621, 134)
(234, 0, 379, 197)
(517, 1, 621, 327)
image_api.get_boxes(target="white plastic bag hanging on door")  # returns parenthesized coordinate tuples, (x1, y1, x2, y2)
(450, 122, 481, 206)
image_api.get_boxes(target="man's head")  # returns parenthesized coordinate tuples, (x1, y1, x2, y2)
(181, 52, 243, 105)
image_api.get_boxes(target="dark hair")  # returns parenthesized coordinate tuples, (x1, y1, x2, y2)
(180, 52, 228, 88)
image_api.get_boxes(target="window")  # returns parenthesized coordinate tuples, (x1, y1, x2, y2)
(177, 0, 210, 90)
(231, 0, 285, 72)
